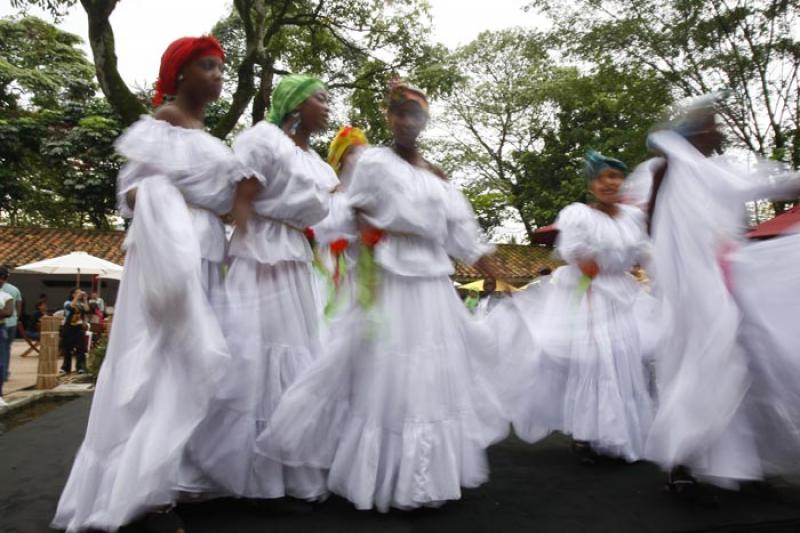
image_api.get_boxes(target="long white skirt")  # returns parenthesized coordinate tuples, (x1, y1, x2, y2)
(646, 231, 800, 486)
(734, 232, 800, 478)
(495, 267, 656, 461)
(53, 177, 230, 532)
(180, 258, 327, 499)
(257, 271, 509, 512)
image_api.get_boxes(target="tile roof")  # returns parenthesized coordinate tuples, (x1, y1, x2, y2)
(453, 243, 561, 284)
(0, 227, 561, 283)
(0, 227, 126, 268)
(748, 204, 800, 239)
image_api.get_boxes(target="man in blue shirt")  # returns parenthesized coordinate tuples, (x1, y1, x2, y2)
(0, 266, 22, 383)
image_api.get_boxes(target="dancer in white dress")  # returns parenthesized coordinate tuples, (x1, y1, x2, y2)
(644, 98, 800, 492)
(497, 151, 656, 464)
(53, 36, 250, 533)
(196, 74, 336, 500)
(258, 81, 509, 512)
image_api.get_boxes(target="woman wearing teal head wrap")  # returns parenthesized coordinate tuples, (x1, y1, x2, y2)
(495, 146, 656, 467)
(584, 149, 628, 182)
(268, 74, 328, 144)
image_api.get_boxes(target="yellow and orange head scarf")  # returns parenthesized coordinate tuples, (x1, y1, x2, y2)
(327, 126, 368, 175)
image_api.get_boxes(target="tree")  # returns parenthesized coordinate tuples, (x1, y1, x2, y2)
(210, 0, 457, 141)
(444, 29, 673, 240)
(530, 0, 800, 171)
(442, 29, 556, 240)
(11, 0, 148, 125)
(0, 15, 122, 228)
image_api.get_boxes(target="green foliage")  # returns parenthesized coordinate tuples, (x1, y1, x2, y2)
(529, 0, 800, 169)
(0, 16, 122, 228)
(213, 0, 458, 142)
(87, 333, 107, 378)
(444, 29, 674, 239)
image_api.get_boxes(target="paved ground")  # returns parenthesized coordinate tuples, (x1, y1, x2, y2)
(5, 340, 40, 395)
(2, 395, 800, 533)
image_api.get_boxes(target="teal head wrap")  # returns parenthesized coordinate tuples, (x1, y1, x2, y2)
(268, 74, 326, 126)
(583, 149, 628, 182)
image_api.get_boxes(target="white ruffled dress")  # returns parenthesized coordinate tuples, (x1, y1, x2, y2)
(187, 122, 337, 499)
(496, 202, 656, 462)
(644, 130, 800, 487)
(52, 117, 248, 532)
(257, 147, 509, 512)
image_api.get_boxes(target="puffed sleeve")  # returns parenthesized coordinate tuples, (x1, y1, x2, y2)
(443, 184, 495, 264)
(555, 203, 596, 264)
(346, 148, 387, 217)
(231, 122, 278, 185)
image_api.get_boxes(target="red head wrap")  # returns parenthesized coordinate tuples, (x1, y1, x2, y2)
(153, 36, 225, 107)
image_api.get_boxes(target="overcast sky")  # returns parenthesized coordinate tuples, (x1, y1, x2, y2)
(1, 0, 543, 89)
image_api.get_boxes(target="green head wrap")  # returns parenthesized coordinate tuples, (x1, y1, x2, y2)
(268, 74, 326, 126)
(583, 149, 627, 182)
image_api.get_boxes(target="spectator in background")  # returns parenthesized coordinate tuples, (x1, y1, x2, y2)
(61, 289, 89, 375)
(476, 277, 508, 316)
(89, 291, 106, 316)
(26, 301, 48, 341)
(464, 289, 481, 314)
(0, 266, 22, 383)
(0, 290, 14, 407)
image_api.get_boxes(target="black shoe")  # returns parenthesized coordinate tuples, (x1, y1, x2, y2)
(664, 467, 719, 508)
(571, 441, 599, 465)
(124, 509, 185, 533)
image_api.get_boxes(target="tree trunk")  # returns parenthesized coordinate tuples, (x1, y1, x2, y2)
(251, 57, 275, 125)
(211, 56, 257, 139)
(80, 0, 146, 127)
(512, 203, 535, 244)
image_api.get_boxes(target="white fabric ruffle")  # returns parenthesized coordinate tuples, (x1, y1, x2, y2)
(229, 122, 337, 265)
(258, 271, 510, 511)
(645, 130, 800, 486)
(53, 176, 231, 532)
(493, 203, 656, 461)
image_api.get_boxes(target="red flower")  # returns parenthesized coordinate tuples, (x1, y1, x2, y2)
(580, 260, 599, 279)
(330, 238, 349, 255)
(304, 227, 316, 241)
(360, 227, 384, 248)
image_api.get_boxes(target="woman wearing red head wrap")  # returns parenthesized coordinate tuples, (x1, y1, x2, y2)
(52, 37, 263, 533)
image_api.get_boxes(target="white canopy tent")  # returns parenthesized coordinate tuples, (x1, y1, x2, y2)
(16, 251, 124, 298)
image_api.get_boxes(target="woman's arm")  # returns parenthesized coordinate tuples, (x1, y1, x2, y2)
(231, 177, 262, 231)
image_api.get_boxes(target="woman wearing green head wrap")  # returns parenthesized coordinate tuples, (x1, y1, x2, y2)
(196, 75, 337, 500)
(497, 148, 658, 467)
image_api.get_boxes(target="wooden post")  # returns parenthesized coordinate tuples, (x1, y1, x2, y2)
(36, 317, 62, 390)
